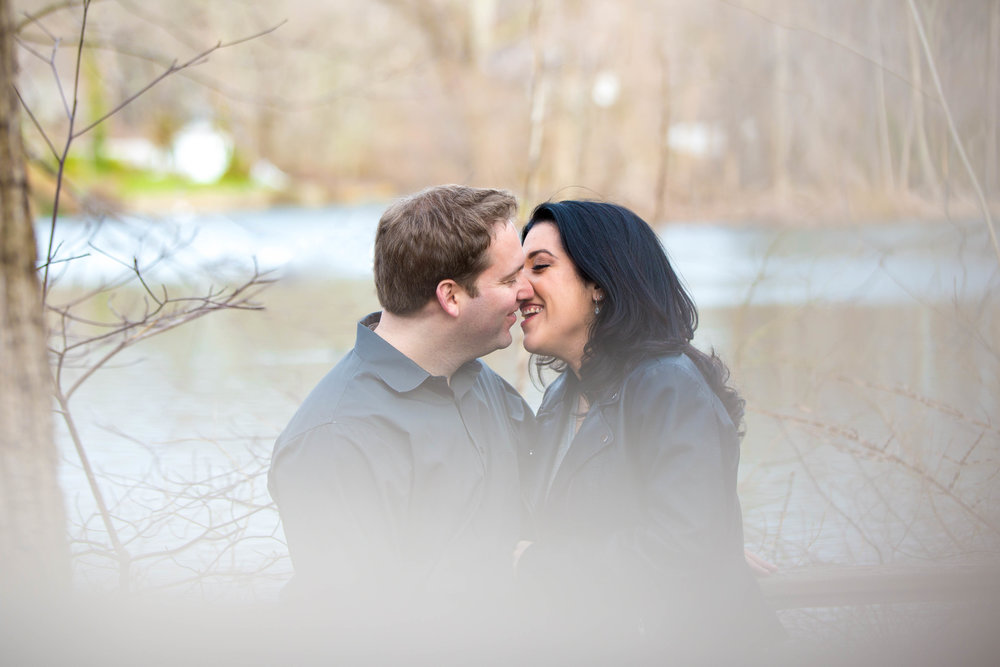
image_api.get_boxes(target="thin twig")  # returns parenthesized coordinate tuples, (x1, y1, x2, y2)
(12, 85, 58, 159)
(762, 408, 1000, 538)
(835, 373, 1000, 436)
(52, 387, 130, 586)
(41, 0, 91, 300)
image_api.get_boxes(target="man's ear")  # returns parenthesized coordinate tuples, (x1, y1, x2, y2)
(436, 279, 463, 318)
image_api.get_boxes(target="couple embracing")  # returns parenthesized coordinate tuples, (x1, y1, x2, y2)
(268, 184, 783, 662)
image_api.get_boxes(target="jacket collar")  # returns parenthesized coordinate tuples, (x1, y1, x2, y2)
(535, 372, 575, 418)
(536, 370, 622, 416)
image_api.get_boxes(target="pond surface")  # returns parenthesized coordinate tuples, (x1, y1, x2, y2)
(39, 206, 1000, 600)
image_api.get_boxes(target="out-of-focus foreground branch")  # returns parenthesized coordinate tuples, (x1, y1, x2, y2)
(10, 0, 285, 595)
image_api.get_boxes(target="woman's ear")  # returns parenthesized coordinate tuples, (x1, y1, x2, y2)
(436, 279, 462, 318)
(592, 286, 605, 304)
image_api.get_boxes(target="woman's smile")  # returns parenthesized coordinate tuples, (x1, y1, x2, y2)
(520, 303, 544, 324)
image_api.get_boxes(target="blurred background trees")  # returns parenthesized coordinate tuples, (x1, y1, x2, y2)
(11, 0, 1000, 223)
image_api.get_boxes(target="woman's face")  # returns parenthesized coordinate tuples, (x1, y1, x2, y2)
(519, 222, 600, 373)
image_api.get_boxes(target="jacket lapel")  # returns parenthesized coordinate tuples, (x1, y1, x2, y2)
(524, 375, 574, 512)
(545, 399, 617, 501)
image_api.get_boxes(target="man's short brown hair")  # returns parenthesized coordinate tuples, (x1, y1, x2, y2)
(374, 185, 518, 315)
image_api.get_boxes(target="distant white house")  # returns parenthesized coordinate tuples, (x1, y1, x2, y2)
(667, 122, 726, 158)
(103, 121, 231, 183)
(171, 120, 232, 183)
(103, 122, 290, 189)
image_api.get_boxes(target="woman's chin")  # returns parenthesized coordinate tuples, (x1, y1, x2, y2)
(521, 336, 544, 356)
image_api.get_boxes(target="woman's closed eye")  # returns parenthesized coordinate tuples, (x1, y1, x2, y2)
(531, 263, 550, 272)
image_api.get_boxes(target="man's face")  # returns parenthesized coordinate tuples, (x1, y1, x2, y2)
(460, 221, 534, 357)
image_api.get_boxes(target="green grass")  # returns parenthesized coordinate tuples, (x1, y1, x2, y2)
(60, 155, 259, 197)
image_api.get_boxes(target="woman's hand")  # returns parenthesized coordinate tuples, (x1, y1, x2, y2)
(744, 549, 778, 576)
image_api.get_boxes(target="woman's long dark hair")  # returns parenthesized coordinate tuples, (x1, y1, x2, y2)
(523, 200, 745, 433)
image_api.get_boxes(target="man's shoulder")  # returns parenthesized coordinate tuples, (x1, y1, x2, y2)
(275, 349, 393, 448)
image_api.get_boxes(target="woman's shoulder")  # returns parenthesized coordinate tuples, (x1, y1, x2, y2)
(622, 353, 736, 431)
(623, 353, 710, 394)
(537, 354, 715, 411)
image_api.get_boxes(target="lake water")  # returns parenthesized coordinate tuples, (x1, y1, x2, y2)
(38, 205, 1000, 602)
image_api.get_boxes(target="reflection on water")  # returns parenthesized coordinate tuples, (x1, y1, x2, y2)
(41, 207, 997, 305)
(42, 208, 1000, 598)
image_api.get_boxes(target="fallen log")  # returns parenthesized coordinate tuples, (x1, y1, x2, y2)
(759, 561, 1000, 609)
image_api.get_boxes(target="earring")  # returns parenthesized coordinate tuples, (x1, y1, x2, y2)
(594, 296, 603, 315)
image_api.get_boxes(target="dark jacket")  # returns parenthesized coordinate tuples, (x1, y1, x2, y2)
(517, 353, 781, 658)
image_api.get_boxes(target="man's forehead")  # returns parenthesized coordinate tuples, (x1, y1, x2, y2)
(485, 222, 525, 275)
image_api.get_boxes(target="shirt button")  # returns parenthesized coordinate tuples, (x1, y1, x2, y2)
(610, 392, 619, 400)
(601, 434, 610, 443)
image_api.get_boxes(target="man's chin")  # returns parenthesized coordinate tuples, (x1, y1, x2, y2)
(490, 332, 514, 354)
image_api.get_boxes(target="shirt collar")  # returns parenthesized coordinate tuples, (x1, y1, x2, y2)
(449, 358, 483, 398)
(354, 311, 482, 395)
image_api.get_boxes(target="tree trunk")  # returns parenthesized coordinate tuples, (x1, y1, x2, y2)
(987, 0, 999, 199)
(772, 9, 790, 207)
(652, 42, 671, 225)
(0, 0, 69, 601)
(523, 0, 549, 209)
(907, 9, 942, 202)
(871, 1, 895, 193)
(899, 96, 914, 192)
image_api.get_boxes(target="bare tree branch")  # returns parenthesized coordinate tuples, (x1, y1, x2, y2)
(12, 83, 57, 158)
(15, 0, 110, 34)
(71, 20, 286, 139)
(760, 408, 1000, 538)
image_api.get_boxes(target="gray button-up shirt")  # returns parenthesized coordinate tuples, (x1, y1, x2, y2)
(269, 313, 531, 612)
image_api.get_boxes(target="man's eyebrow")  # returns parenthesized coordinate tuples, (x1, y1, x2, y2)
(500, 264, 523, 282)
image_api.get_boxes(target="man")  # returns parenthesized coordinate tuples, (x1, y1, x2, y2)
(268, 185, 534, 646)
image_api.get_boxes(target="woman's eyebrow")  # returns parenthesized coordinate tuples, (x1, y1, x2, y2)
(526, 249, 555, 260)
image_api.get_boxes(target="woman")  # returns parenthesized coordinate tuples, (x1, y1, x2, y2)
(514, 200, 782, 660)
